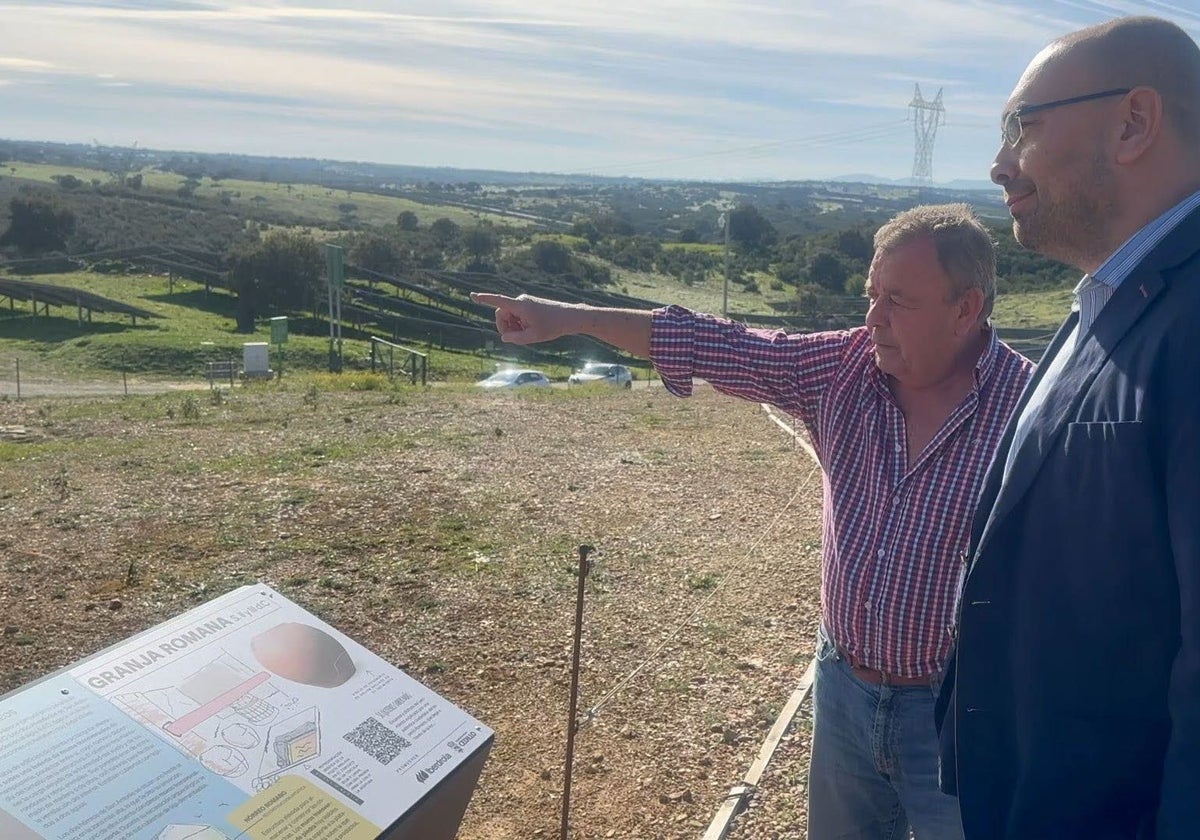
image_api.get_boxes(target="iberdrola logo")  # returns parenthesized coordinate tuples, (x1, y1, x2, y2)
(415, 753, 452, 784)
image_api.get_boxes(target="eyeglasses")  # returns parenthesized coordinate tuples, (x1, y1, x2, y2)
(1001, 88, 1132, 147)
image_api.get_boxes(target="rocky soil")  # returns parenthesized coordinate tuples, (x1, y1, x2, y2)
(0, 381, 824, 838)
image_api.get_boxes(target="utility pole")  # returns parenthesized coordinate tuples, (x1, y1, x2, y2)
(326, 244, 345, 372)
(720, 211, 731, 318)
(909, 84, 945, 184)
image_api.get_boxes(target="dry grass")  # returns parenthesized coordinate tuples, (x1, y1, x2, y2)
(0, 382, 824, 839)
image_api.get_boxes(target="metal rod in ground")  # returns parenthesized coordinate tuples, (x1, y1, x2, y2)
(560, 544, 594, 840)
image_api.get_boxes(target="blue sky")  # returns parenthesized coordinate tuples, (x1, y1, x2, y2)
(3, 1, 1199, 184)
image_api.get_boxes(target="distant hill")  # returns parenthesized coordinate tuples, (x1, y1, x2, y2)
(832, 173, 997, 192)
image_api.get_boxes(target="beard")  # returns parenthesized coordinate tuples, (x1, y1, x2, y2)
(1013, 150, 1119, 269)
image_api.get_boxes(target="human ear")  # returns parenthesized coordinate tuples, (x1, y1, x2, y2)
(956, 288, 986, 333)
(1115, 87, 1162, 165)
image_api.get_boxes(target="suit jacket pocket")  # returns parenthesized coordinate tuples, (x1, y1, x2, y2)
(1062, 420, 1149, 485)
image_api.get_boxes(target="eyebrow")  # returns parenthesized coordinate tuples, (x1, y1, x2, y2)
(866, 281, 912, 301)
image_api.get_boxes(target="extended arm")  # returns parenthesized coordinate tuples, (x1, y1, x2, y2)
(470, 293, 652, 358)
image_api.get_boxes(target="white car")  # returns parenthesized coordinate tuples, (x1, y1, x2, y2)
(476, 368, 552, 389)
(568, 362, 633, 389)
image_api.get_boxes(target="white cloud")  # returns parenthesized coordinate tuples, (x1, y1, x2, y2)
(3, 1, 1200, 181)
(0, 56, 56, 70)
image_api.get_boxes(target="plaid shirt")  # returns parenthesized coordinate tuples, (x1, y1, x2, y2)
(650, 306, 1034, 677)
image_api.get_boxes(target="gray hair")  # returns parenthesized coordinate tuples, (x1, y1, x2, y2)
(873, 203, 996, 321)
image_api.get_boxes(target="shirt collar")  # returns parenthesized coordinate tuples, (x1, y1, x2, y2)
(867, 324, 999, 391)
(972, 324, 1001, 389)
(1092, 187, 1200, 288)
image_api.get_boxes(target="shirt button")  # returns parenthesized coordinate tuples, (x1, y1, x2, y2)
(892, 496, 900, 506)
(877, 549, 885, 559)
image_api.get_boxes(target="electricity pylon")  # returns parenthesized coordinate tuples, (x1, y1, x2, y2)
(909, 84, 945, 183)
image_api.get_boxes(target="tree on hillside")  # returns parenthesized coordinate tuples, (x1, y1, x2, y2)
(530, 240, 572, 275)
(728, 204, 776, 252)
(835, 227, 874, 264)
(463, 226, 499, 272)
(806, 249, 850, 293)
(397, 210, 419, 231)
(591, 212, 636, 238)
(52, 174, 85, 190)
(349, 233, 405, 276)
(0, 191, 76, 254)
(595, 234, 660, 272)
(228, 230, 323, 332)
(500, 244, 612, 288)
(570, 218, 601, 244)
(429, 218, 461, 248)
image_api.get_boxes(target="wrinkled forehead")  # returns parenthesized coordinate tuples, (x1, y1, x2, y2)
(1005, 42, 1096, 112)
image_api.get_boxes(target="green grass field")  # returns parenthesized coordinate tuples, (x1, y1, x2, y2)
(3, 162, 518, 230)
(0, 263, 1068, 385)
(992, 286, 1073, 330)
(0, 162, 1071, 382)
(0, 271, 536, 383)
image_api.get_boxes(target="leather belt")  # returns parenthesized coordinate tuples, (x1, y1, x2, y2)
(839, 649, 932, 687)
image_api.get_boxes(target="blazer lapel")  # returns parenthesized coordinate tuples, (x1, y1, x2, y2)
(970, 267, 1167, 568)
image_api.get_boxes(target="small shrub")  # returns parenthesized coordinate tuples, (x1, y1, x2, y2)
(181, 395, 200, 420)
(49, 467, 69, 501)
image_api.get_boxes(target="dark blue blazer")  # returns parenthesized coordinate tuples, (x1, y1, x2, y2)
(936, 207, 1200, 840)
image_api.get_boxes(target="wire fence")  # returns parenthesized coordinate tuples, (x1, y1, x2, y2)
(0, 358, 206, 400)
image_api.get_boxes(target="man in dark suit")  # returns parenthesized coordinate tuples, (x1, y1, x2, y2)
(936, 15, 1200, 840)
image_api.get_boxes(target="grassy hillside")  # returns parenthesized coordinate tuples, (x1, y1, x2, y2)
(0, 156, 1071, 381)
(0, 271, 528, 383)
(0, 263, 1066, 385)
(2, 162, 519, 230)
(992, 286, 1072, 330)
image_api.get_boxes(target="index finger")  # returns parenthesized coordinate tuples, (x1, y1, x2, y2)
(470, 292, 513, 308)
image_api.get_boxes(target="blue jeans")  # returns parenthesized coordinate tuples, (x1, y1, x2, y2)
(807, 626, 963, 840)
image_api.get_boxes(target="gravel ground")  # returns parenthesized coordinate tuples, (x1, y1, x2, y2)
(0, 381, 825, 838)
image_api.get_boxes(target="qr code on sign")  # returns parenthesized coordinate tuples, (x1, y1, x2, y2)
(343, 717, 411, 765)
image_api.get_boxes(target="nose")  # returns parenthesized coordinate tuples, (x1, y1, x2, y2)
(865, 297, 885, 329)
(991, 143, 1016, 187)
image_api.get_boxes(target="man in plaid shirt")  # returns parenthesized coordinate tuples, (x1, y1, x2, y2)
(473, 203, 1033, 839)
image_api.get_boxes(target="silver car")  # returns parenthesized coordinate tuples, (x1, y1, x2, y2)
(568, 362, 633, 389)
(477, 368, 552, 389)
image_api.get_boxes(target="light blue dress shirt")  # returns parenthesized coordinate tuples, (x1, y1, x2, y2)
(1002, 188, 1200, 480)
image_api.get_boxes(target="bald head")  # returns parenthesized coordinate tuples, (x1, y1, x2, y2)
(993, 16, 1200, 270)
(1053, 17, 1200, 148)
